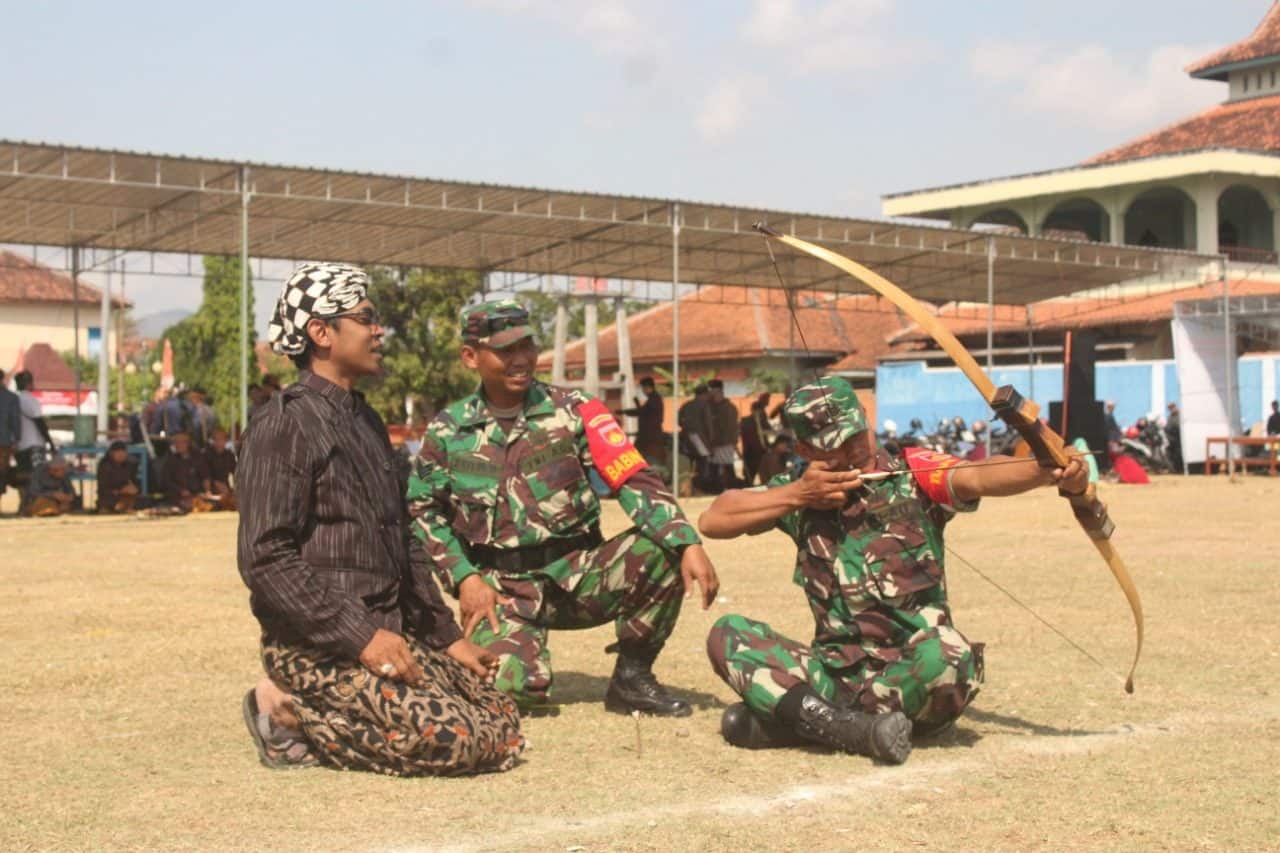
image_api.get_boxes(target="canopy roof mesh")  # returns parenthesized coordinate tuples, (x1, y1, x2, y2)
(0, 140, 1215, 305)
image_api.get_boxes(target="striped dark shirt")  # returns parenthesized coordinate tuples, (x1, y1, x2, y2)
(237, 371, 462, 659)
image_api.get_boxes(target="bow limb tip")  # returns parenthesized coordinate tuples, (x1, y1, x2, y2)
(752, 221, 781, 238)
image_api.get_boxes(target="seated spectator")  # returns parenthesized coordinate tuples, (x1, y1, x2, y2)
(163, 432, 213, 513)
(23, 455, 78, 517)
(204, 427, 238, 511)
(97, 441, 140, 514)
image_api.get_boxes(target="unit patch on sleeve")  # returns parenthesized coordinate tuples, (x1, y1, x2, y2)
(577, 398, 647, 490)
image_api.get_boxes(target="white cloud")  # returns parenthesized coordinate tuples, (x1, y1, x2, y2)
(741, 0, 902, 74)
(695, 74, 767, 142)
(970, 40, 1223, 131)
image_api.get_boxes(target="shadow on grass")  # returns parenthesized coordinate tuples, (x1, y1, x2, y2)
(963, 707, 1107, 737)
(549, 670, 727, 711)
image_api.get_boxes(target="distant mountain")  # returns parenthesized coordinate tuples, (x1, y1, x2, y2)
(135, 309, 193, 339)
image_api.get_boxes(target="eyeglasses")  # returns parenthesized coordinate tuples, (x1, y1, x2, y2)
(326, 307, 381, 327)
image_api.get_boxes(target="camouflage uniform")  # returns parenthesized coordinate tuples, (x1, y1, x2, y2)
(707, 378, 983, 733)
(407, 300, 701, 710)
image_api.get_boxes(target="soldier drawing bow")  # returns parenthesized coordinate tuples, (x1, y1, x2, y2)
(754, 222, 1143, 693)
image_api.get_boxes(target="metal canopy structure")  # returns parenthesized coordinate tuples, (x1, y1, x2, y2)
(0, 140, 1216, 306)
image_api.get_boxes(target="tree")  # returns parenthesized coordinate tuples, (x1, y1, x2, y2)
(161, 256, 254, 428)
(361, 266, 485, 422)
(61, 342, 160, 414)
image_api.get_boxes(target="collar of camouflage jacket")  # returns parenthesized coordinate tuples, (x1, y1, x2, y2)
(459, 381, 557, 427)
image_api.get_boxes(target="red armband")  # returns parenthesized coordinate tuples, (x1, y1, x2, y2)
(578, 398, 647, 490)
(904, 447, 963, 506)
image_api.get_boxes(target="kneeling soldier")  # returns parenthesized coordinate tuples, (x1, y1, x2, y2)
(698, 377, 1087, 764)
(408, 299, 719, 716)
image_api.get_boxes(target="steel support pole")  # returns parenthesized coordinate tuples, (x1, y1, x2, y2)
(240, 167, 251, 435)
(72, 246, 82, 419)
(1026, 303, 1035, 404)
(670, 204, 681, 486)
(583, 296, 600, 397)
(1222, 258, 1235, 479)
(97, 262, 112, 439)
(551, 290, 568, 384)
(116, 262, 126, 412)
(985, 237, 995, 456)
(616, 296, 636, 436)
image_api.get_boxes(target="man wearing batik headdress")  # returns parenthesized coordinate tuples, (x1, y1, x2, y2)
(698, 377, 1088, 765)
(237, 262, 523, 775)
(407, 299, 720, 717)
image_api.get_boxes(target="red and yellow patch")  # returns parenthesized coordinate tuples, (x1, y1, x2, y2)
(578, 398, 647, 490)
(904, 447, 962, 505)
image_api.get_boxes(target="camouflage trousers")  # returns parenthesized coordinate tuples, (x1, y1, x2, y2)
(706, 608, 982, 728)
(261, 635, 524, 777)
(470, 527, 683, 709)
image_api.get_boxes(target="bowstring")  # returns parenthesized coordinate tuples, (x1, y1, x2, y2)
(945, 545, 1126, 688)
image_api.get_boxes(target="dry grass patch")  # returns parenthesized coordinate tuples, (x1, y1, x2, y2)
(2, 476, 1279, 851)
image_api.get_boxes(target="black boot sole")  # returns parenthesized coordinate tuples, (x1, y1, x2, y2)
(870, 712, 913, 765)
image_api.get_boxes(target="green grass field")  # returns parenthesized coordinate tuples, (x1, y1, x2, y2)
(3, 475, 1279, 851)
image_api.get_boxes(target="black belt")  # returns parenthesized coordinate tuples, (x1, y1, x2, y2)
(469, 528, 604, 574)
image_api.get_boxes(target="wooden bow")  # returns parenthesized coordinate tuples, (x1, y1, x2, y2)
(754, 222, 1143, 693)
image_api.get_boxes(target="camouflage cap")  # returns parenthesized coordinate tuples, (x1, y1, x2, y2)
(782, 377, 867, 451)
(459, 298, 536, 349)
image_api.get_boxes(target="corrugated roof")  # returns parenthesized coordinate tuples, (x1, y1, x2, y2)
(1187, 3, 1280, 80)
(0, 139, 1211, 307)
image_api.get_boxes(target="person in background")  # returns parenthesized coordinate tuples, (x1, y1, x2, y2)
(740, 393, 773, 486)
(96, 441, 140, 514)
(618, 376, 666, 466)
(187, 388, 218, 448)
(23, 455, 77, 517)
(707, 379, 740, 492)
(1164, 402, 1183, 473)
(163, 431, 212, 513)
(205, 427, 238, 511)
(1267, 400, 1280, 437)
(14, 371, 56, 495)
(677, 383, 714, 493)
(0, 369, 20, 507)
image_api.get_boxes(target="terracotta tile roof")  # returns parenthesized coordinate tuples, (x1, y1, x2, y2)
(0, 250, 128, 307)
(536, 286, 911, 372)
(889, 279, 1280, 344)
(1186, 3, 1280, 80)
(12, 342, 79, 391)
(1082, 94, 1280, 165)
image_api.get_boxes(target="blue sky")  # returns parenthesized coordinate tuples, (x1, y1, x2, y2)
(4, 0, 1269, 325)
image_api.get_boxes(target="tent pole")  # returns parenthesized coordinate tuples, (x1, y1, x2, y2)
(97, 261, 112, 439)
(240, 166, 251, 435)
(1223, 258, 1234, 480)
(72, 245, 82, 420)
(671, 203, 681, 488)
(985, 237, 995, 456)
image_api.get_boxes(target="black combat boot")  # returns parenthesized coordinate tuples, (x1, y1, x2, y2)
(778, 687, 912, 764)
(603, 643, 692, 717)
(720, 702, 807, 749)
